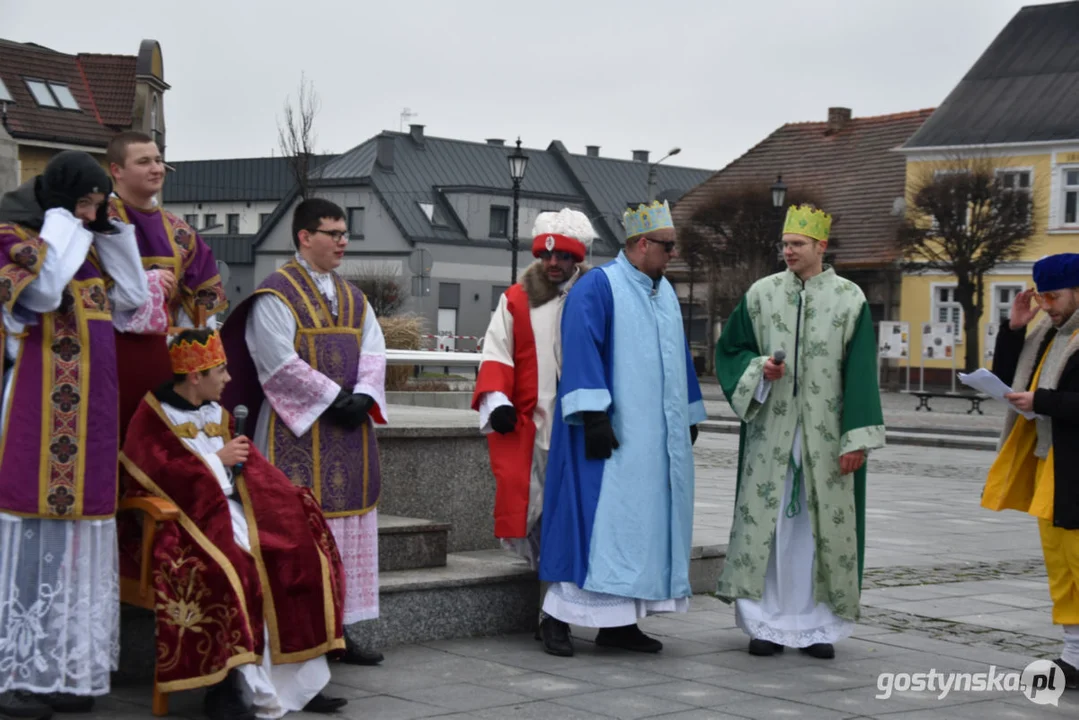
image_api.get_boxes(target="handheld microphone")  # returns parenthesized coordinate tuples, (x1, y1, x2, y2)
(233, 405, 248, 473)
(772, 349, 786, 365)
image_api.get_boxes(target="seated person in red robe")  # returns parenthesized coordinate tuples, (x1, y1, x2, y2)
(119, 328, 349, 720)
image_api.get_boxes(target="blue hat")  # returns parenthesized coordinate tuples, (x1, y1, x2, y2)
(1033, 254, 1079, 292)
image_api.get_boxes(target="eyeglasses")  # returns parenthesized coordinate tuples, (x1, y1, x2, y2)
(313, 228, 348, 241)
(645, 237, 676, 254)
(776, 240, 812, 252)
(538, 250, 575, 262)
(1034, 291, 1065, 309)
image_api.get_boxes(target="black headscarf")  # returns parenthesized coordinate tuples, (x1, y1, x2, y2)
(0, 150, 112, 231)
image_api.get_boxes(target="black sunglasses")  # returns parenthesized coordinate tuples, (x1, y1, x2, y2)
(644, 237, 676, 254)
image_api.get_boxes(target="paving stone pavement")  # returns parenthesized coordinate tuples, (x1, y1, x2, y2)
(91, 428, 1079, 719)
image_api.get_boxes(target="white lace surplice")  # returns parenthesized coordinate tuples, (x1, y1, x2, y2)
(245, 254, 386, 625)
(0, 211, 153, 696)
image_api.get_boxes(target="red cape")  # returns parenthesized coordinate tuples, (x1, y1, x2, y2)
(118, 393, 345, 692)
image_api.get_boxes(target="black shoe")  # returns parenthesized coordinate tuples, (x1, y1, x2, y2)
(539, 618, 574, 657)
(204, 676, 255, 720)
(303, 693, 348, 714)
(594, 624, 663, 653)
(800, 643, 835, 659)
(1055, 658, 1079, 690)
(338, 639, 384, 666)
(37, 694, 94, 713)
(748, 639, 785, 656)
(0, 692, 53, 720)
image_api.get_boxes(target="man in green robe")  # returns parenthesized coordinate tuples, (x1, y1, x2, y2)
(714, 203, 885, 660)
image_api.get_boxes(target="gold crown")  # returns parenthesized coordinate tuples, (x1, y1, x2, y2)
(623, 200, 674, 239)
(169, 331, 226, 375)
(782, 204, 832, 242)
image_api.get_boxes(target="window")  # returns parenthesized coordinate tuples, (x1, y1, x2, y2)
(491, 285, 509, 313)
(418, 201, 448, 227)
(489, 206, 509, 238)
(436, 283, 461, 352)
(931, 285, 963, 342)
(998, 170, 1031, 190)
(226, 214, 240, 234)
(0, 78, 12, 103)
(1064, 169, 1079, 226)
(992, 283, 1024, 325)
(49, 83, 79, 110)
(24, 80, 79, 110)
(183, 213, 199, 227)
(347, 207, 365, 238)
(204, 213, 217, 228)
(259, 213, 271, 228)
(150, 95, 159, 132)
(25, 80, 56, 107)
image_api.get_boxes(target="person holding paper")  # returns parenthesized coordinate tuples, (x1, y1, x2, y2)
(982, 253, 1079, 690)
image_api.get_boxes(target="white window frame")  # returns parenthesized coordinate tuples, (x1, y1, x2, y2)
(1061, 165, 1079, 228)
(990, 282, 1025, 326)
(930, 282, 963, 344)
(0, 78, 12, 103)
(995, 167, 1033, 192)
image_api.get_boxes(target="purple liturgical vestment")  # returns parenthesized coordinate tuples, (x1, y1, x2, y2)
(222, 260, 382, 517)
(0, 224, 121, 518)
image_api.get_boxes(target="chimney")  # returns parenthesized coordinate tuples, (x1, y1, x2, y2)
(376, 132, 395, 171)
(486, 138, 505, 146)
(632, 149, 649, 163)
(409, 124, 425, 146)
(827, 107, 852, 134)
(586, 145, 600, 157)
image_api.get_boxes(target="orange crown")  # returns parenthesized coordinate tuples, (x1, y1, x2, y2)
(169, 331, 226, 375)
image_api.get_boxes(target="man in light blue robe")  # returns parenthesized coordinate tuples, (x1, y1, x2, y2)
(538, 200, 707, 656)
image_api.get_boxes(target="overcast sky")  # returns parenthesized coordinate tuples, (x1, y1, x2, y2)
(0, 0, 1056, 171)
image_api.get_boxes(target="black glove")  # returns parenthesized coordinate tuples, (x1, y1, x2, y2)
(690, 425, 699, 446)
(323, 390, 368, 430)
(353, 393, 375, 417)
(35, 150, 112, 215)
(86, 200, 118, 234)
(582, 411, 619, 460)
(489, 405, 517, 434)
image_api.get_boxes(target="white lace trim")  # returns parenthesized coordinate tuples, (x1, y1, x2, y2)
(542, 582, 689, 628)
(0, 516, 119, 696)
(735, 599, 854, 647)
(327, 513, 378, 625)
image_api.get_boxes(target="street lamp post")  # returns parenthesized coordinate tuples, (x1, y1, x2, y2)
(771, 174, 788, 270)
(507, 138, 529, 284)
(647, 147, 682, 202)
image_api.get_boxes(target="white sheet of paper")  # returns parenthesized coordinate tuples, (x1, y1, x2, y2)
(957, 368, 1035, 419)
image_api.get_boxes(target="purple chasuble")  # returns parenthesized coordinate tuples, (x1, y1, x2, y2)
(0, 223, 120, 518)
(109, 196, 227, 323)
(221, 260, 381, 517)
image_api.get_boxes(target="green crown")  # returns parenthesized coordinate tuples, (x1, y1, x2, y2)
(783, 204, 832, 242)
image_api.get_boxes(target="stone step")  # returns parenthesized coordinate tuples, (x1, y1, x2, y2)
(378, 514, 452, 572)
(346, 545, 727, 650)
(698, 419, 997, 451)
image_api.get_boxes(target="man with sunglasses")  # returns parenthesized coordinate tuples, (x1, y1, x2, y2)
(539, 200, 706, 654)
(472, 209, 594, 657)
(220, 198, 389, 668)
(983, 254, 1079, 690)
(714, 204, 884, 661)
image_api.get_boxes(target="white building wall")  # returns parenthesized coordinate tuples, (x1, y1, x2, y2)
(165, 200, 278, 233)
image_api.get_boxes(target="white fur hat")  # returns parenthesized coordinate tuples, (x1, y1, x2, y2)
(531, 208, 596, 261)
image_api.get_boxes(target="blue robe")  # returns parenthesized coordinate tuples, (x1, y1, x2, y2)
(539, 251, 707, 601)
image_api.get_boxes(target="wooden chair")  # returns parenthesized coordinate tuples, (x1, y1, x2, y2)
(117, 496, 180, 716)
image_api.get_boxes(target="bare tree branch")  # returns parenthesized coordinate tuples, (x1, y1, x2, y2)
(340, 262, 409, 317)
(277, 72, 321, 200)
(897, 155, 1036, 371)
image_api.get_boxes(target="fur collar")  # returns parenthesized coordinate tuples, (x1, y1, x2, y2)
(520, 260, 590, 307)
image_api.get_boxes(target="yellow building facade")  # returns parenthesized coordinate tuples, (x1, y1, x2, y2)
(898, 147, 1079, 372)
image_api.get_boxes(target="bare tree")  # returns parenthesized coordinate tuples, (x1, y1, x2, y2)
(277, 73, 321, 200)
(683, 181, 823, 318)
(342, 263, 409, 317)
(897, 157, 1035, 372)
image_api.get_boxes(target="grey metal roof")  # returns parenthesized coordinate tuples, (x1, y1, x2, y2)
(162, 155, 337, 203)
(904, 1, 1079, 148)
(201, 234, 254, 264)
(302, 131, 713, 254)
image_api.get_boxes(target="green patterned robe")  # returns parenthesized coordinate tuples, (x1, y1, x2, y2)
(714, 267, 885, 621)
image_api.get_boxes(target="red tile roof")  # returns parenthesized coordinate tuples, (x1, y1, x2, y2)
(673, 108, 935, 269)
(0, 39, 138, 148)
